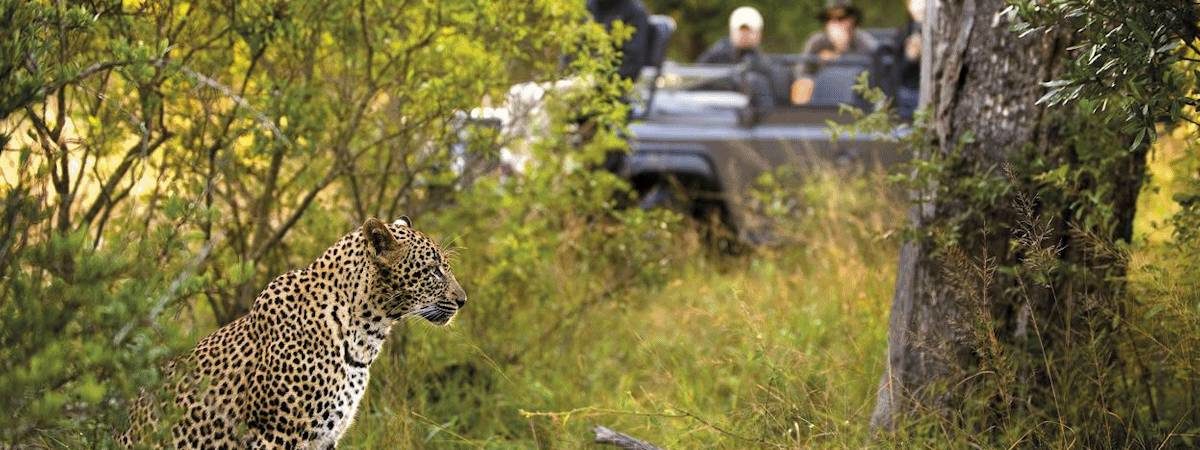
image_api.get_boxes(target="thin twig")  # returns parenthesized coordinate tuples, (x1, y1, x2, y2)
(177, 65, 293, 148)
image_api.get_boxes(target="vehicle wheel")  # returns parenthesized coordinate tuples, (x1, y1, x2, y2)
(638, 179, 689, 212)
(639, 179, 745, 254)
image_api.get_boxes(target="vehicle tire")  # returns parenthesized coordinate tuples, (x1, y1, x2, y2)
(638, 178, 745, 254)
(637, 179, 689, 212)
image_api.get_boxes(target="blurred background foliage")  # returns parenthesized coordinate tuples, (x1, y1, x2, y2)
(1, 0, 1199, 448)
(643, 0, 907, 59)
(0, 0, 642, 444)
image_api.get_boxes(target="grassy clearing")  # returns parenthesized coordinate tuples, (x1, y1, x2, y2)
(341, 130, 1193, 449)
(343, 168, 903, 448)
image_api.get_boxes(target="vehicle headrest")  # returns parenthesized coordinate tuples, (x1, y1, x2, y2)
(809, 65, 865, 107)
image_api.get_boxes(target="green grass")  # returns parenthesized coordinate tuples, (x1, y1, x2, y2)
(338, 131, 1196, 448)
(343, 168, 903, 448)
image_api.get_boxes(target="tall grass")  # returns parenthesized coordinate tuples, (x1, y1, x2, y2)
(881, 131, 1200, 448)
(340, 127, 1200, 448)
(342, 166, 904, 448)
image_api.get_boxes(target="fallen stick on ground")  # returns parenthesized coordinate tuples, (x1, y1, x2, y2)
(592, 425, 663, 450)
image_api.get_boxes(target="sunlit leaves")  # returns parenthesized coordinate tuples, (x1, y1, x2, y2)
(1011, 0, 1199, 146)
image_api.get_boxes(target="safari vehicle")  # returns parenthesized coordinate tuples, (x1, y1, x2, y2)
(620, 16, 914, 243)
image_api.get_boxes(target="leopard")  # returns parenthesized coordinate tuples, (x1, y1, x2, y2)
(120, 216, 466, 449)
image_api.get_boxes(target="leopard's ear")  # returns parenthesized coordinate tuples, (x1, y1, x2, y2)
(393, 215, 412, 227)
(362, 217, 407, 261)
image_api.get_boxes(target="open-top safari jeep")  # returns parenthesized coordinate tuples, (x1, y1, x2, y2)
(619, 16, 913, 243)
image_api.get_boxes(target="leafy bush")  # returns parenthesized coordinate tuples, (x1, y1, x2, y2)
(0, 0, 629, 445)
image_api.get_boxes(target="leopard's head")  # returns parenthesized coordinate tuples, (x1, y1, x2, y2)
(362, 216, 465, 325)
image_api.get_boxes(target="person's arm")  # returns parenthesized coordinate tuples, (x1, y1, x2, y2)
(801, 33, 822, 56)
(696, 39, 728, 64)
(902, 23, 922, 62)
(855, 30, 879, 53)
(797, 34, 826, 76)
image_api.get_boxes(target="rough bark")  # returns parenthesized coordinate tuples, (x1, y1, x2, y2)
(870, 0, 1146, 430)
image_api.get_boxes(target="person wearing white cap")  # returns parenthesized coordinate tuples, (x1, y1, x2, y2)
(695, 6, 777, 115)
(697, 6, 765, 64)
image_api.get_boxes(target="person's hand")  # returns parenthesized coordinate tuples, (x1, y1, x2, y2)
(791, 77, 815, 105)
(905, 33, 922, 61)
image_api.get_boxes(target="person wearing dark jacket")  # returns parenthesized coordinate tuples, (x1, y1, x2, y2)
(893, 0, 924, 118)
(697, 6, 765, 66)
(797, 0, 878, 74)
(789, 0, 878, 104)
(588, 0, 652, 82)
(696, 6, 776, 111)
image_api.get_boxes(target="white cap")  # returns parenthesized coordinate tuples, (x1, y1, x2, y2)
(729, 6, 764, 33)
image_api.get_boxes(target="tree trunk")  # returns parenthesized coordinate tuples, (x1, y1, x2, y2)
(870, 0, 1147, 431)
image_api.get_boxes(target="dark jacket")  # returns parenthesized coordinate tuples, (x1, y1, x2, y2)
(800, 29, 879, 56)
(695, 38, 777, 108)
(697, 38, 774, 74)
(588, 0, 651, 81)
(698, 37, 753, 64)
(794, 29, 878, 76)
(894, 20, 920, 90)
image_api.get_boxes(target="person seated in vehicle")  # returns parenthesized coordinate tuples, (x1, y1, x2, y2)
(697, 6, 766, 66)
(587, 0, 652, 82)
(802, 0, 878, 62)
(893, 0, 924, 118)
(791, 0, 879, 104)
(586, 0, 655, 171)
(696, 6, 776, 111)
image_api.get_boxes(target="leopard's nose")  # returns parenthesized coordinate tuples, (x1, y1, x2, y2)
(454, 297, 467, 308)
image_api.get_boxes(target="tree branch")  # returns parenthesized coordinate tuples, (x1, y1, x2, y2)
(80, 132, 172, 226)
(178, 64, 291, 148)
(592, 426, 663, 450)
(249, 167, 341, 262)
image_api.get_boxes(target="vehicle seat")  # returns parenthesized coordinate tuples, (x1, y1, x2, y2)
(870, 41, 898, 98)
(765, 62, 795, 106)
(808, 64, 868, 108)
(644, 15, 676, 71)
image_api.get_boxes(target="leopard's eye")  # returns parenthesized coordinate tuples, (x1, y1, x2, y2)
(432, 265, 445, 281)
